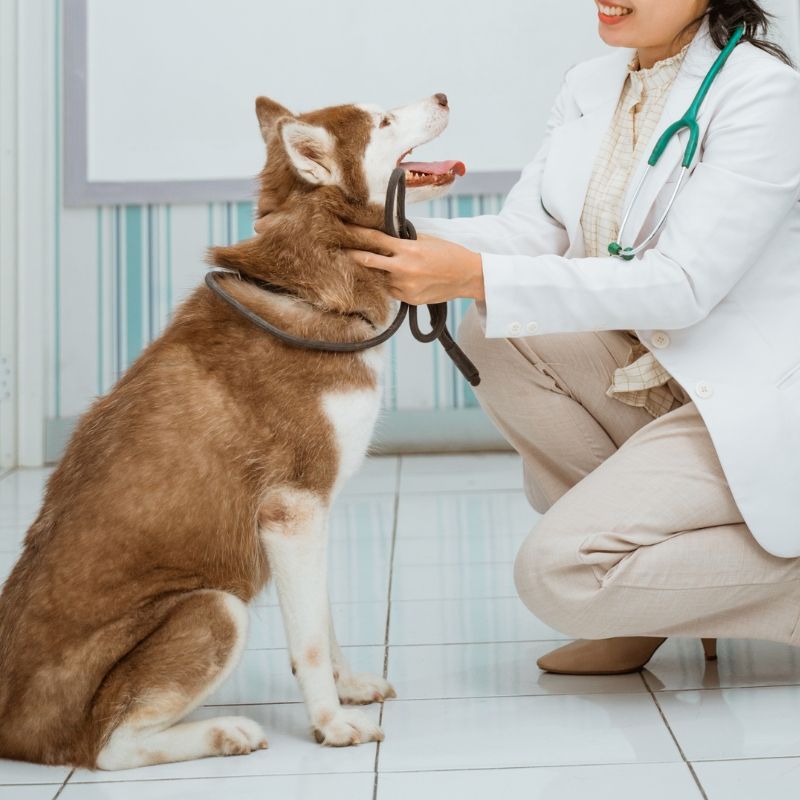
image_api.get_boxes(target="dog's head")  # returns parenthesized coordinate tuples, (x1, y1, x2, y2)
(254, 94, 465, 220)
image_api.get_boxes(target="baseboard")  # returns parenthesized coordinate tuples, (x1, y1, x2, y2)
(368, 409, 512, 454)
(45, 408, 511, 463)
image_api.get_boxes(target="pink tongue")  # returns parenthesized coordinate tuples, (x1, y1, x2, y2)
(399, 160, 466, 176)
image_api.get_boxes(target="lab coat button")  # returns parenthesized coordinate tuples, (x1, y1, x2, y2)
(651, 331, 670, 349)
(526, 321, 539, 334)
(508, 322, 522, 335)
(695, 381, 714, 399)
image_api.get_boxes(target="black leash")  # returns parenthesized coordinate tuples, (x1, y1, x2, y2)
(205, 167, 480, 385)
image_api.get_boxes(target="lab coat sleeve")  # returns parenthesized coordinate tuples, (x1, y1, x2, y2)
(479, 64, 800, 338)
(407, 71, 576, 257)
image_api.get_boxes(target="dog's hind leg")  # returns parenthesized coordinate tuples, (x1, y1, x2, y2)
(329, 604, 396, 705)
(260, 488, 384, 746)
(93, 590, 266, 770)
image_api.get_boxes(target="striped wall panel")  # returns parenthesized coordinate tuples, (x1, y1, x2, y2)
(53, 195, 507, 421)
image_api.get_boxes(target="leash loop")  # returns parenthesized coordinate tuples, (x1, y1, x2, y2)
(383, 169, 479, 384)
(206, 167, 480, 386)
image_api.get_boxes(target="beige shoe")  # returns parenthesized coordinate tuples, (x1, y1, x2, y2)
(536, 636, 717, 675)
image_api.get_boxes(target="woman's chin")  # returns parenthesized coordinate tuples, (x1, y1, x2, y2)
(598, 27, 637, 47)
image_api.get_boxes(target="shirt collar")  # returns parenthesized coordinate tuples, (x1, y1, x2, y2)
(627, 42, 691, 93)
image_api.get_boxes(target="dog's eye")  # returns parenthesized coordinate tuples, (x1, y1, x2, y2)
(379, 116, 392, 128)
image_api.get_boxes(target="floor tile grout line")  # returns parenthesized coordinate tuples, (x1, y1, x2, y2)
(254, 594, 524, 611)
(639, 671, 709, 800)
(373, 455, 402, 800)
(50, 768, 73, 799)
(62, 770, 375, 786)
(691, 753, 800, 763)
(240, 638, 574, 653)
(63, 761, 695, 788)
(55, 759, 704, 788)
(201, 688, 655, 709)
(204, 675, 800, 708)
(394, 487, 526, 498)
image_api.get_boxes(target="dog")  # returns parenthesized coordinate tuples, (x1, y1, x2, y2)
(0, 92, 464, 769)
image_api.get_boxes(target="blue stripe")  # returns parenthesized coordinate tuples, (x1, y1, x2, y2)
(114, 208, 122, 379)
(96, 207, 103, 394)
(236, 201, 254, 241)
(147, 205, 157, 341)
(456, 195, 474, 218)
(390, 336, 398, 411)
(432, 333, 440, 409)
(166, 205, 173, 314)
(124, 206, 144, 367)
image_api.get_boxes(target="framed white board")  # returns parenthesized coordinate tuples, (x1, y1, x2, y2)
(63, 0, 800, 206)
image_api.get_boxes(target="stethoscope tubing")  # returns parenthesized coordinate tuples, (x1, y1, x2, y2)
(614, 166, 689, 258)
(609, 23, 746, 260)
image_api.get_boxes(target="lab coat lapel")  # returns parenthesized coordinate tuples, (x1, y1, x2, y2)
(618, 19, 720, 248)
(545, 51, 631, 257)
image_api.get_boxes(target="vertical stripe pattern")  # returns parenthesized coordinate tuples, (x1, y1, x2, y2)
(55, 193, 505, 418)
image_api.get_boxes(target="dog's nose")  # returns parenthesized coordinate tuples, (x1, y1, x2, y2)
(434, 93, 448, 108)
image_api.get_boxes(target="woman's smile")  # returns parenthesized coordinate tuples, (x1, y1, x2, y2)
(597, 2, 634, 25)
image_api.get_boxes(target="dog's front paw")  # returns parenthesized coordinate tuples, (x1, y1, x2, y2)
(312, 707, 384, 746)
(336, 671, 397, 705)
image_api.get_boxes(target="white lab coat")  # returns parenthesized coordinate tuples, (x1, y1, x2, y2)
(411, 19, 800, 557)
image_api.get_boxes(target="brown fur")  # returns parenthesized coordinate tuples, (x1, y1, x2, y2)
(0, 97, 392, 767)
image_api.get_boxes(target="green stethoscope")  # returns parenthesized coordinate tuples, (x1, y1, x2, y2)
(608, 23, 746, 260)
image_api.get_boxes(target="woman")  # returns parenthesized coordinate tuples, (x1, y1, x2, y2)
(347, 0, 800, 675)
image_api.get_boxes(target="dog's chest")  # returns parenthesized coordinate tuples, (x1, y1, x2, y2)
(321, 350, 384, 491)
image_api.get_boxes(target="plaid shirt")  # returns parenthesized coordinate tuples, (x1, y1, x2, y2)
(580, 44, 690, 418)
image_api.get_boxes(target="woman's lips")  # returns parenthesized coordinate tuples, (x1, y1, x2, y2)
(598, 4, 632, 25)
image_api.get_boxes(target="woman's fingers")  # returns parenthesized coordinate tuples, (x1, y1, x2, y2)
(345, 223, 416, 255)
(344, 248, 396, 271)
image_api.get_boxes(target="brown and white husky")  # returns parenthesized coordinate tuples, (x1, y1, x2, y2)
(0, 92, 464, 769)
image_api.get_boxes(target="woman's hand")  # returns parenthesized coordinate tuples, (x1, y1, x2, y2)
(343, 225, 485, 305)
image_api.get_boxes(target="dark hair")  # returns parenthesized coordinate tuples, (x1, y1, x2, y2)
(679, 0, 795, 67)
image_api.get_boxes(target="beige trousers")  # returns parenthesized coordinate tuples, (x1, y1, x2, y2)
(458, 304, 800, 645)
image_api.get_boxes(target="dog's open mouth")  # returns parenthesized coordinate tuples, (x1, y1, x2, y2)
(396, 149, 466, 188)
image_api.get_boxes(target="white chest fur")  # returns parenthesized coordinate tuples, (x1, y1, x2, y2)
(321, 351, 384, 494)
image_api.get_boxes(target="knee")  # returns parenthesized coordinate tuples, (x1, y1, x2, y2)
(513, 519, 602, 639)
(513, 523, 566, 628)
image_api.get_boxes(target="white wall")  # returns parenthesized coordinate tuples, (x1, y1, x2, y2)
(83, 0, 608, 185)
(766, 0, 800, 60)
(80, 0, 799, 189)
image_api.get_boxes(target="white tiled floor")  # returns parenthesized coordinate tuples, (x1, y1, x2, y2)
(2, 454, 800, 798)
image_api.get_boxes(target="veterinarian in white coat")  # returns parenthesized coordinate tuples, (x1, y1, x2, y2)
(348, 0, 800, 674)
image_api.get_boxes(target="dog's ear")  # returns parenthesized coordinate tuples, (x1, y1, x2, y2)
(278, 120, 337, 186)
(255, 96, 293, 142)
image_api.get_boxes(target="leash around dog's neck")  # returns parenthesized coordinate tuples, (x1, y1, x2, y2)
(205, 167, 480, 386)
